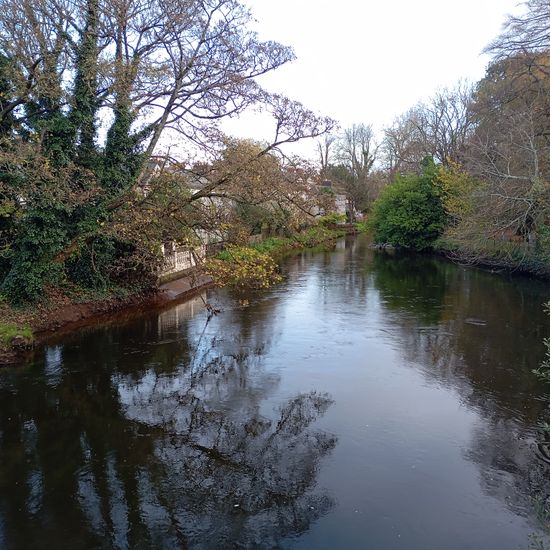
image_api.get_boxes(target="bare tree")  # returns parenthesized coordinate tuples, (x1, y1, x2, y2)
(382, 83, 475, 175)
(466, 97, 549, 244)
(336, 124, 377, 181)
(322, 123, 379, 220)
(0, 0, 334, 175)
(485, 0, 550, 59)
(0, 0, 75, 132)
(317, 134, 336, 177)
(382, 109, 426, 175)
(419, 82, 475, 165)
(483, 1, 550, 120)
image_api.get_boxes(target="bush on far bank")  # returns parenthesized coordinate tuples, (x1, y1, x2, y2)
(369, 158, 446, 251)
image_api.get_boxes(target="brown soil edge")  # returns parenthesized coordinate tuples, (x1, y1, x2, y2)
(0, 274, 214, 367)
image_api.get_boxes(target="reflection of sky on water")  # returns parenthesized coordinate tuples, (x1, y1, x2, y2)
(44, 345, 63, 387)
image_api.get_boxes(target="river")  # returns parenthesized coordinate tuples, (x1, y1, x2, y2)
(0, 235, 549, 549)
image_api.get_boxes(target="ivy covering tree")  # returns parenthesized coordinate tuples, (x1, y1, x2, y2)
(0, 0, 333, 304)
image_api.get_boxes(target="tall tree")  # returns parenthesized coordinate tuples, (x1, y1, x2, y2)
(0, 0, 334, 302)
(382, 83, 474, 175)
(328, 124, 377, 220)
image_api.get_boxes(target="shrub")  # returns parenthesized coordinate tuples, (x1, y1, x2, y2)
(354, 221, 369, 233)
(206, 246, 282, 290)
(251, 237, 290, 254)
(318, 213, 346, 227)
(294, 226, 342, 247)
(369, 159, 446, 250)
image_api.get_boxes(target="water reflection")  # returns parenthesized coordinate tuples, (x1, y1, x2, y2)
(0, 236, 549, 549)
(0, 294, 337, 549)
(368, 248, 550, 528)
(370, 249, 548, 416)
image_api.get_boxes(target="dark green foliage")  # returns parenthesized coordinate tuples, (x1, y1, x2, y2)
(70, 0, 100, 171)
(65, 236, 140, 290)
(102, 106, 147, 192)
(1, 207, 68, 303)
(0, 0, 151, 304)
(27, 106, 75, 167)
(65, 236, 116, 289)
(369, 158, 446, 250)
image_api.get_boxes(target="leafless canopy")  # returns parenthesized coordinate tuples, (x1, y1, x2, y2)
(382, 83, 475, 174)
(485, 0, 550, 59)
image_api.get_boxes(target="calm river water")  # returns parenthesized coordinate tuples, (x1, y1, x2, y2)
(1, 235, 550, 549)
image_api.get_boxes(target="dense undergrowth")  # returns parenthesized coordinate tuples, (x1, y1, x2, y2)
(368, 157, 550, 278)
(435, 236, 550, 277)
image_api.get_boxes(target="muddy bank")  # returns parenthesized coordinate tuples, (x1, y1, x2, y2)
(35, 274, 214, 335)
(0, 273, 213, 366)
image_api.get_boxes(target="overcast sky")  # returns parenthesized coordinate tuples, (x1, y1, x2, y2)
(222, 0, 524, 158)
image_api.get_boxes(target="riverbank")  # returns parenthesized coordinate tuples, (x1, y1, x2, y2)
(434, 236, 550, 279)
(0, 224, 351, 366)
(0, 274, 214, 365)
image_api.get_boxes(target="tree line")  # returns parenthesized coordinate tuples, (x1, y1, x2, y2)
(324, 0, 549, 273)
(1, 0, 549, 307)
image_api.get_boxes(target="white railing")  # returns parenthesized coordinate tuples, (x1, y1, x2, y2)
(160, 243, 207, 276)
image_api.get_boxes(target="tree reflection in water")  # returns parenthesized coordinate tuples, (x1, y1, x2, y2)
(3, 235, 548, 548)
(369, 249, 550, 530)
(0, 295, 337, 549)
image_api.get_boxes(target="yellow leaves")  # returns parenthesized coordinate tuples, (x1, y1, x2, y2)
(435, 162, 477, 221)
(205, 245, 282, 290)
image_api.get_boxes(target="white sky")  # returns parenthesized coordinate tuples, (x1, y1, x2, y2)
(222, 0, 524, 159)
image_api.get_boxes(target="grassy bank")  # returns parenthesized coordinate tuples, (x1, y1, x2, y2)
(251, 225, 348, 255)
(0, 315, 35, 363)
(205, 224, 349, 291)
(0, 323, 33, 348)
